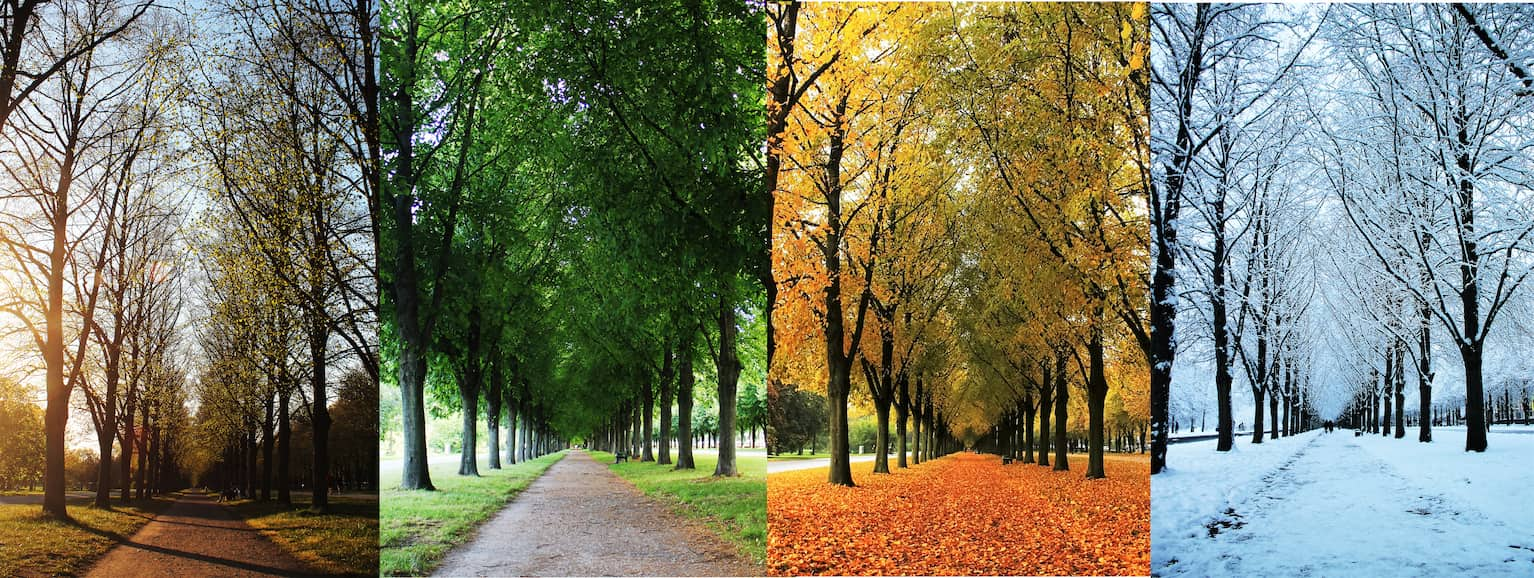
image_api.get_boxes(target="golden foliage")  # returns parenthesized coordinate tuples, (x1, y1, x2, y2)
(768, 453, 1150, 576)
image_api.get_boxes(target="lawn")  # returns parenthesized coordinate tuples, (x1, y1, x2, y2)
(0, 497, 171, 576)
(590, 450, 766, 564)
(227, 492, 378, 576)
(379, 451, 565, 576)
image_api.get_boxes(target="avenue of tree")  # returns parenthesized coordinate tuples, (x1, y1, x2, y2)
(768, 2, 1151, 486)
(380, 0, 767, 488)
(0, 0, 378, 515)
(1151, 4, 1534, 472)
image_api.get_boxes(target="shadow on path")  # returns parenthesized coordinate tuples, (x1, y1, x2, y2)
(84, 491, 317, 578)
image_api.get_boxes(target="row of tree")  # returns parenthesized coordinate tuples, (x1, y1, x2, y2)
(1151, 4, 1534, 471)
(0, 0, 377, 516)
(769, 2, 1150, 486)
(381, 0, 766, 486)
(187, 0, 379, 512)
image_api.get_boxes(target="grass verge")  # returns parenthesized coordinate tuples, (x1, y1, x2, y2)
(590, 450, 766, 565)
(227, 492, 378, 576)
(0, 496, 170, 577)
(379, 451, 565, 576)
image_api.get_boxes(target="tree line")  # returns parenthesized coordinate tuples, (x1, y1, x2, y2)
(381, 0, 766, 487)
(0, 0, 377, 517)
(1151, 4, 1534, 470)
(770, 2, 1149, 485)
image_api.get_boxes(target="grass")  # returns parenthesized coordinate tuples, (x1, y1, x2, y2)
(590, 450, 766, 565)
(226, 492, 378, 576)
(379, 451, 565, 576)
(0, 496, 171, 577)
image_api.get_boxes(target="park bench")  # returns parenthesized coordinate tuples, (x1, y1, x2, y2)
(1002, 456, 1014, 465)
(615, 452, 628, 463)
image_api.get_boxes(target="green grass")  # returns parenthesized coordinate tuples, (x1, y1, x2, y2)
(590, 450, 766, 565)
(0, 497, 171, 577)
(226, 493, 378, 576)
(379, 452, 565, 576)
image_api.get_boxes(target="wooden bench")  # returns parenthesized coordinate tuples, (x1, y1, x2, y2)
(1002, 456, 1014, 465)
(614, 452, 628, 463)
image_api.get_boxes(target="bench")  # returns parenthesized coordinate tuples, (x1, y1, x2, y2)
(1002, 456, 1014, 465)
(614, 452, 628, 463)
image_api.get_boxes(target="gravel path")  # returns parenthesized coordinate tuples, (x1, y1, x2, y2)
(84, 491, 315, 577)
(432, 449, 757, 577)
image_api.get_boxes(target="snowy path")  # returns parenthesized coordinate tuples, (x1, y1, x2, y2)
(1155, 431, 1534, 576)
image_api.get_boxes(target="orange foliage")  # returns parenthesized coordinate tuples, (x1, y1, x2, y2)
(768, 454, 1150, 576)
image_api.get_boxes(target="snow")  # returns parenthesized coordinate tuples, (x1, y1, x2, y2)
(1153, 429, 1534, 576)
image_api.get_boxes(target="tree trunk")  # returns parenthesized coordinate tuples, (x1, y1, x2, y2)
(642, 372, 655, 462)
(1038, 366, 1052, 468)
(1463, 344, 1487, 452)
(1150, 3, 1208, 476)
(262, 394, 275, 500)
(675, 338, 696, 470)
(135, 402, 149, 499)
(895, 372, 909, 469)
(1086, 324, 1109, 480)
(714, 287, 740, 477)
(1212, 204, 1235, 453)
(121, 390, 139, 503)
(458, 377, 480, 477)
(488, 358, 503, 470)
(1394, 342, 1406, 439)
(912, 379, 923, 465)
(506, 396, 518, 465)
(873, 399, 891, 474)
(1022, 392, 1035, 465)
(1053, 351, 1069, 472)
(278, 386, 292, 505)
(1269, 390, 1279, 440)
(1251, 386, 1265, 445)
(659, 341, 673, 465)
(1280, 392, 1290, 438)
(95, 427, 114, 509)
(308, 319, 332, 512)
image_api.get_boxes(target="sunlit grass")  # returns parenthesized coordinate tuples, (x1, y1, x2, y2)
(591, 449, 767, 564)
(0, 497, 170, 576)
(379, 451, 565, 576)
(227, 492, 378, 577)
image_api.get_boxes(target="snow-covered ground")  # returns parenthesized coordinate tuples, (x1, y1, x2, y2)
(1153, 429, 1534, 576)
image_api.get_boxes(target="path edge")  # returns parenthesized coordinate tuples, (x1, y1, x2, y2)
(596, 451, 767, 571)
(405, 451, 568, 577)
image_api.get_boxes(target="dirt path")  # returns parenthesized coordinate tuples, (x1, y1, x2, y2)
(84, 491, 315, 577)
(432, 449, 757, 577)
